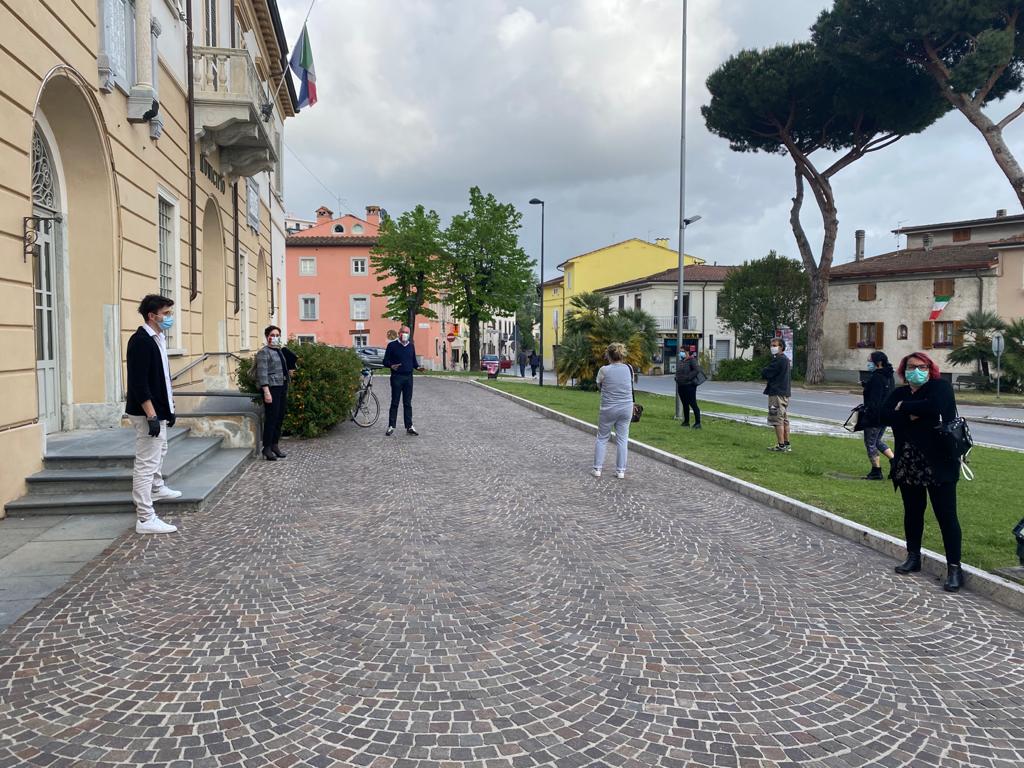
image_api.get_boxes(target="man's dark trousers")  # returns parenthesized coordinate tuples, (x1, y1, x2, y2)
(389, 373, 414, 429)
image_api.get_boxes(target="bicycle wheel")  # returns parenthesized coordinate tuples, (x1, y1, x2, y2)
(351, 387, 380, 427)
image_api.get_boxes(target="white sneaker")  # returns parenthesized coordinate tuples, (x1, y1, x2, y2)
(136, 516, 178, 534)
(151, 486, 182, 500)
(591, 468, 602, 478)
(615, 470, 625, 479)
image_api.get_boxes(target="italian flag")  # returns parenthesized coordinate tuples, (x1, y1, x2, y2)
(929, 295, 951, 320)
(289, 25, 317, 109)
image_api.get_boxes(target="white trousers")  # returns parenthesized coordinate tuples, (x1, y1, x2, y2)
(594, 405, 633, 472)
(129, 415, 169, 522)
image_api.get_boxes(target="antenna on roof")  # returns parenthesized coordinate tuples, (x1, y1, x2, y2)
(895, 220, 906, 251)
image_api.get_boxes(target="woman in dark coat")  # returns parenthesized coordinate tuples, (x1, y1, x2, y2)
(674, 346, 704, 429)
(880, 351, 964, 592)
(860, 351, 895, 480)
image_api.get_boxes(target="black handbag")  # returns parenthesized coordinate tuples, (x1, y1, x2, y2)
(694, 369, 708, 386)
(628, 365, 643, 423)
(843, 404, 866, 433)
(937, 408, 974, 480)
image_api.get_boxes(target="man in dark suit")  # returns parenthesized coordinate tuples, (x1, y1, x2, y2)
(382, 325, 425, 436)
(125, 294, 180, 534)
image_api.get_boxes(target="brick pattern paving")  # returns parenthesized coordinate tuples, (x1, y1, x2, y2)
(0, 379, 1023, 767)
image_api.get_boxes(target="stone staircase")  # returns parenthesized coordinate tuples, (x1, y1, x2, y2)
(4, 426, 251, 517)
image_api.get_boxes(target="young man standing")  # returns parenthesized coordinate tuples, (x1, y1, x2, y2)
(125, 294, 180, 534)
(383, 325, 424, 436)
(762, 337, 792, 452)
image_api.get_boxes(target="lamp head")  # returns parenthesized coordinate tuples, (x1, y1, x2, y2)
(529, 198, 544, 205)
(683, 215, 702, 226)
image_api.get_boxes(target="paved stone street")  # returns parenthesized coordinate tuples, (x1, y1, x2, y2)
(0, 379, 1023, 768)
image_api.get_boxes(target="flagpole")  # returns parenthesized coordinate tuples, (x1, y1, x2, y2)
(270, 0, 320, 104)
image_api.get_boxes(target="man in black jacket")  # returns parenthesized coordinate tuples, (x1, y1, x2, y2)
(125, 294, 180, 534)
(762, 338, 792, 452)
(382, 325, 425, 436)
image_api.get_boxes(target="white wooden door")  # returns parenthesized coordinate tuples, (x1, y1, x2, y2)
(33, 216, 61, 433)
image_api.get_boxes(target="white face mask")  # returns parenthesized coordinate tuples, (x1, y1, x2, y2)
(400, 333, 410, 342)
(771, 346, 781, 355)
(269, 336, 281, 347)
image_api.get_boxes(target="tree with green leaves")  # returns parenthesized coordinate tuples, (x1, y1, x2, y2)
(556, 294, 658, 388)
(1000, 317, 1024, 391)
(718, 251, 808, 355)
(369, 205, 444, 340)
(702, 42, 946, 383)
(947, 309, 1006, 377)
(443, 187, 535, 371)
(815, 0, 1024, 208)
(515, 283, 539, 351)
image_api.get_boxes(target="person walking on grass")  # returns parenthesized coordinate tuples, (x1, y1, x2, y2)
(861, 350, 895, 480)
(881, 352, 965, 593)
(762, 337, 792, 452)
(592, 343, 634, 480)
(125, 294, 180, 535)
(255, 325, 291, 462)
(383, 325, 425, 436)
(675, 345, 704, 429)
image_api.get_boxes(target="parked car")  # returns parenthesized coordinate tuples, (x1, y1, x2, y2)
(356, 346, 386, 368)
(481, 353, 501, 377)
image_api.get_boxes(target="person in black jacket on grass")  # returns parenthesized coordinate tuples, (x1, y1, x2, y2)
(125, 294, 180, 535)
(880, 351, 964, 593)
(762, 338, 792, 452)
(674, 346, 704, 429)
(860, 351, 896, 480)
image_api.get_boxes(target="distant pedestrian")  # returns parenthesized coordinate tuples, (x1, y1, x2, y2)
(592, 343, 634, 480)
(881, 351, 964, 592)
(462, 350, 469, 371)
(674, 346, 704, 429)
(529, 351, 540, 378)
(383, 325, 425, 436)
(860, 351, 895, 480)
(125, 294, 180, 535)
(255, 325, 291, 461)
(762, 338, 792, 452)
(517, 349, 528, 377)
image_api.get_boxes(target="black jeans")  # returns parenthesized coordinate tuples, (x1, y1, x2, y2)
(899, 482, 961, 564)
(262, 384, 287, 448)
(676, 383, 700, 424)
(388, 373, 414, 429)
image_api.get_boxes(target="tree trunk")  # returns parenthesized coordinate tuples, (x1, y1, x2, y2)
(959, 103, 1024, 210)
(468, 312, 481, 371)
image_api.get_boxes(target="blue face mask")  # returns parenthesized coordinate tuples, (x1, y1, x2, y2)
(158, 314, 174, 331)
(906, 368, 928, 386)
(866, 361, 876, 372)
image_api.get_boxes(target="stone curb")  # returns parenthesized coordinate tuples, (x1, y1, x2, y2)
(471, 380, 1024, 615)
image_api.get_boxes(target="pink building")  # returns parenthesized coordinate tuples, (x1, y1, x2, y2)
(285, 206, 450, 367)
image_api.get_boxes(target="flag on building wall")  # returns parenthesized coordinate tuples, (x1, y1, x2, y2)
(929, 295, 952, 320)
(289, 25, 317, 109)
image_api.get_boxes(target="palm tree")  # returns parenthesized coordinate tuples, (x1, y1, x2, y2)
(948, 310, 1005, 377)
(999, 317, 1024, 393)
(564, 292, 612, 338)
(555, 332, 598, 387)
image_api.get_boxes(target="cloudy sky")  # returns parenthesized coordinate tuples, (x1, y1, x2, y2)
(278, 0, 1024, 280)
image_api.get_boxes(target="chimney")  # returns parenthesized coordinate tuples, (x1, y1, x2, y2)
(996, 208, 1008, 218)
(855, 229, 865, 262)
(655, 237, 669, 249)
(366, 205, 382, 225)
(923, 233, 934, 251)
(315, 206, 333, 224)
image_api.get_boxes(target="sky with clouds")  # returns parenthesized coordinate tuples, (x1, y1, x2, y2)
(278, 0, 1024, 281)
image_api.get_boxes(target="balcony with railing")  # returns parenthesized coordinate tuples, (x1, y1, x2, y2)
(652, 316, 699, 332)
(193, 46, 279, 179)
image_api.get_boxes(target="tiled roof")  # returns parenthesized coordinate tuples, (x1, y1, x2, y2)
(541, 276, 563, 287)
(894, 213, 1024, 234)
(830, 243, 998, 279)
(289, 213, 379, 239)
(286, 236, 378, 247)
(600, 265, 734, 292)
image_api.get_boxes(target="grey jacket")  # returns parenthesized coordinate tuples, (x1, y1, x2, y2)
(255, 346, 288, 388)
(674, 357, 703, 386)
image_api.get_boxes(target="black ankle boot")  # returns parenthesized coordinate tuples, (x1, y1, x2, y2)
(262, 447, 277, 461)
(271, 445, 287, 458)
(894, 552, 921, 574)
(865, 467, 883, 480)
(943, 564, 964, 593)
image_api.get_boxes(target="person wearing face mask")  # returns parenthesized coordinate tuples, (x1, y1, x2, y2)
(125, 294, 180, 535)
(761, 337, 792, 452)
(880, 351, 964, 592)
(255, 325, 292, 461)
(382, 325, 425, 436)
(860, 351, 896, 480)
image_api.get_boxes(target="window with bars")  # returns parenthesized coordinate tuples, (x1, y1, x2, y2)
(158, 197, 175, 299)
(300, 295, 318, 320)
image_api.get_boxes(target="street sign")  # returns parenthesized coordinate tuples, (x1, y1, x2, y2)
(993, 332, 1005, 356)
(446, 332, 456, 342)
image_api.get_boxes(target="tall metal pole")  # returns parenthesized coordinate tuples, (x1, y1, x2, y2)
(675, 0, 688, 419)
(539, 202, 545, 387)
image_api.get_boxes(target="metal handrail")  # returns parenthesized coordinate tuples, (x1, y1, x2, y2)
(171, 351, 247, 382)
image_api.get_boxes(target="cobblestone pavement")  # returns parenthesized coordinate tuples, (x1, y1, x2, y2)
(1, 379, 1023, 768)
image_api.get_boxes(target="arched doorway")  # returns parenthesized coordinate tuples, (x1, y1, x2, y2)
(201, 199, 226, 354)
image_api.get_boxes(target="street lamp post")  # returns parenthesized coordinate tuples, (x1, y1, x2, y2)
(529, 198, 545, 387)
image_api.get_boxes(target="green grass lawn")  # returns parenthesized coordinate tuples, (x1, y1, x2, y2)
(485, 380, 1024, 574)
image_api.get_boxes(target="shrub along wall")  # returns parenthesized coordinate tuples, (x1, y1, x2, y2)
(237, 343, 362, 438)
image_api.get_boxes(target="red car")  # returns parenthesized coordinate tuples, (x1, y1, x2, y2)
(481, 354, 501, 377)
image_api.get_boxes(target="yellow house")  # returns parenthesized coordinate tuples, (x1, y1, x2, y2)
(540, 238, 703, 368)
(0, 0, 296, 512)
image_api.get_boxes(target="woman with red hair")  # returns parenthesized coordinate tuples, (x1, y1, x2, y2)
(880, 351, 964, 592)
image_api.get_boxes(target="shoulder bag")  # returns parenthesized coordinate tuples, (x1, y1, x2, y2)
(936, 406, 974, 480)
(843, 404, 866, 433)
(694, 368, 708, 387)
(628, 365, 643, 423)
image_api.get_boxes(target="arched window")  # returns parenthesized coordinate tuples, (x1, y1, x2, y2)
(897, 324, 908, 340)
(333, 224, 344, 233)
(352, 223, 364, 234)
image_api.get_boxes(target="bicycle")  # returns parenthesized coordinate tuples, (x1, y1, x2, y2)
(351, 367, 380, 427)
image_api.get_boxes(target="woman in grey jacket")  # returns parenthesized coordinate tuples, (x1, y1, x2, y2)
(254, 325, 290, 461)
(592, 343, 635, 480)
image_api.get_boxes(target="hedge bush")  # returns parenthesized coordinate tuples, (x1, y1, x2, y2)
(236, 342, 362, 438)
(715, 355, 772, 381)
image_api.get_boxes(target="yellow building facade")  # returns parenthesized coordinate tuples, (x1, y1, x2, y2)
(540, 238, 703, 368)
(0, 0, 296, 512)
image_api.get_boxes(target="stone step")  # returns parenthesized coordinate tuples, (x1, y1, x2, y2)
(5, 448, 251, 517)
(43, 426, 192, 469)
(25, 437, 223, 494)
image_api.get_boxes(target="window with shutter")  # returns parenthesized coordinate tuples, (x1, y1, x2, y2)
(874, 322, 884, 348)
(921, 321, 933, 349)
(857, 283, 876, 301)
(951, 228, 971, 242)
(933, 278, 954, 297)
(848, 323, 858, 349)
(933, 321, 955, 348)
